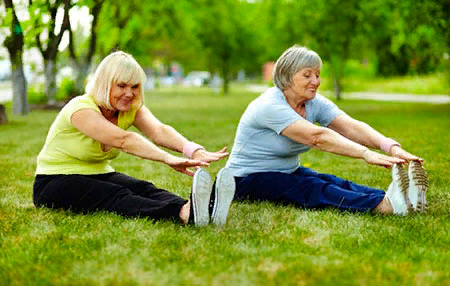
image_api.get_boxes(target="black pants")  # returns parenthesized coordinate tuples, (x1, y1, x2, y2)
(33, 172, 187, 221)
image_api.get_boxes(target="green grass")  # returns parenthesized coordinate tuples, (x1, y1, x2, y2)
(1, 87, 450, 285)
(339, 73, 450, 95)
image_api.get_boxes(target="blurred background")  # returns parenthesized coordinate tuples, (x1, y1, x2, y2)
(0, 0, 449, 120)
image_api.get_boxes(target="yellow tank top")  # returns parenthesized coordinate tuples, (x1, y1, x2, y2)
(35, 94, 137, 175)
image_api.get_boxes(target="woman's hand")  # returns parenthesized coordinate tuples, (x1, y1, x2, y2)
(390, 146, 423, 162)
(362, 149, 406, 168)
(192, 147, 229, 163)
(165, 155, 209, 176)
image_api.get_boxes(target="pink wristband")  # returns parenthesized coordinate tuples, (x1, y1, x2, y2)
(380, 138, 401, 153)
(183, 142, 205, 158)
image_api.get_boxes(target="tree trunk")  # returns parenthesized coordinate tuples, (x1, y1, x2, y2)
(4, 0, 27, 116)
(11, 59, 28, 115)
(71, 59, 89, 96)
(33, 0, 71, 105)
(44, 59, 58, 105)
(67, 0, 103, 98)
(221, 59, 230, 95)
(329, 55, 344, 101)
(0, 105, 8, 125)
(333, 77, 342, 101)
(75, 63, 89, 96)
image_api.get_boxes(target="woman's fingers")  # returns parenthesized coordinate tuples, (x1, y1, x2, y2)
(392, 148, 424, 162)
(182, 168, 196, 176)
(367, 152, 406, 168)
(192, 147, 229, 163)
(217, 146, 228, 153)
(186, 159, 209, 167)
(174, 167, 196, 176)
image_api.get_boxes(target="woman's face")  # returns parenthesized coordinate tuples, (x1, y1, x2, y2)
(109, 82, 139, 111)
(289, 67, 321, 101)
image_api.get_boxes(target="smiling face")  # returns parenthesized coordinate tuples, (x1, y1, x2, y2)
(288, 67, 321, 101)
(109, 82, 140, 112)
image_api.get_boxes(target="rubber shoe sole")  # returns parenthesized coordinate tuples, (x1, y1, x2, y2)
(408, 161, 429, 212)
(211, 168, 235, 227)
(191, 168, 212, 227)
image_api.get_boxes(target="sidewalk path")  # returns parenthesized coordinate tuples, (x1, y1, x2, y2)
(0, 88, 12, 104)
(246, 84, 450, 104)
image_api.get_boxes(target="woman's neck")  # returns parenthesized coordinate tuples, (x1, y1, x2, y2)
(283, 89, 307, 111)
(100, 106, 119, 120)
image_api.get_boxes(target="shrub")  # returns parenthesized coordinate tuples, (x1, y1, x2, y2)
(57, 77, 76, 101)
(27, 84, 46, 104)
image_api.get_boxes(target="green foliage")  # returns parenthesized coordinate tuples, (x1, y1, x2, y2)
(96, 0, 188, 65)
(26, 84, 46, 104)
(57, 77, 76, 100)
(3, 0, 450, 100)
(187, 0, 262, 93)
(1, 88, 450, 285)
(360, 0, 446, 76)
(2, 8, 13, 27)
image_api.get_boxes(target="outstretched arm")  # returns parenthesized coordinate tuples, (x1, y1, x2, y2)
(328, 114, 423, 162)
(133, 106, 229, 162)
(281, 118, 405, 168)
(71, 108, 208, 176)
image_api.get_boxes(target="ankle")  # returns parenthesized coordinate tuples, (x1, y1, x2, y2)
(374, 196, 393, 214)
(179, 202, 191, 224)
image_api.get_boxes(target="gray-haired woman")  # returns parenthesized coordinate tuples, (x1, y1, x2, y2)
(33, 51, 235, 226)
(225, 45, 428, 215)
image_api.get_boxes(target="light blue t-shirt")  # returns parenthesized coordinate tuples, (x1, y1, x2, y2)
(225, 87, 343, 177)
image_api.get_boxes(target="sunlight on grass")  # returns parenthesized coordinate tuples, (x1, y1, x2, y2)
(341, 73, 450, 95)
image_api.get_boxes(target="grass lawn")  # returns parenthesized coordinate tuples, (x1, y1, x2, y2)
(338, 73, 450, 95)
(1, 87, 449, 285)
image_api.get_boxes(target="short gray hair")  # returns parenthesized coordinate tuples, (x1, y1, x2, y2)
(86, 51, 147, 110)
(272, 45, 322, 90)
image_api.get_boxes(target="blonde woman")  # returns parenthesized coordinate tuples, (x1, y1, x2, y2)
(33, 51, 235, 226)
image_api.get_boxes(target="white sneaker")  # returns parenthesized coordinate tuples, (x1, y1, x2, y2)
(386, 164, 412, 215)
(210, 168, 236, 227)
(190, 168, 213, 227)
(408, 161, 429, 212)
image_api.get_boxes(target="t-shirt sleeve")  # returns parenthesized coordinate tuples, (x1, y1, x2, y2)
(254, 102, 303, 134)
(63, 96, 101, 125)
(315, 95, 344, 127)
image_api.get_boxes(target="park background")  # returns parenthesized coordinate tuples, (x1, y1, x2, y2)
(0, 0, 449, 285)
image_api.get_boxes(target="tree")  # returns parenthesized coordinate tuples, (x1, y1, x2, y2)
(0, 104, 7, 124)
(292, 0, 363, 100)
(192, 0, 260, 94)
(361, 0, 447, 77)
(29, 0, 71, 104)
(67, 0, 104, 96)
(96, 0, 177, 65)
(3, 0, 28, 116)
(438, 0, 450, 83)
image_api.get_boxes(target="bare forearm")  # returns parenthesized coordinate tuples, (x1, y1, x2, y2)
(346, 121, 385, 149)
(312, 128, 369, 159)
(120, 132, 173, 163)
(152, 124, 189, 153)
(330, 116, 386, 150)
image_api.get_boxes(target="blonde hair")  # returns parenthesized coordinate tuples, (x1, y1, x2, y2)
(86, 51, 147, 110)
(272, 45, 322, 91)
